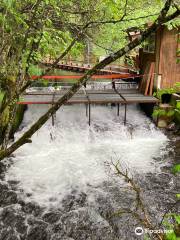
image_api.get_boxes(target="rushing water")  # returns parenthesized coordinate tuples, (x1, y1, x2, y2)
(0, 104, 179, 240)
(5, 104, 168, 205)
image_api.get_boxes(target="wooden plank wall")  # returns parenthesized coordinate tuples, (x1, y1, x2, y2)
(139, 49, 156, 93)
(157, 27, 180, 88)
(139, 48, 155, 73)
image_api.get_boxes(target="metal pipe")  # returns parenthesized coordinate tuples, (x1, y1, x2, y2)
(88, 103, 91, 126)
(52, 92, 56, 126)
(52, 114, 55, 126)
(117, 103, 120, 116)
(86, 104, 88, 117)
(124, 103, 127, 125)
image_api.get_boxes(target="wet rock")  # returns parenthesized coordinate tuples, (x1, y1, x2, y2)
(0, 190, 18, 206)
(0, 182, 8, 191)
(0, 207, 19, 227)
(0, 207, 27, 233)
(0, 206, 28, 238)
(27, 217, 47, 226)
(21, 202, 42, 216)
(26, 217, 51, 240)
(51, 235, 74, 240)
(42, 211, 62, 224)
(26, 223, 50, 240)
(7, 180, 20, 191)
(61, 192, 87, 212)
(0, 163, 7, 179)
(52, 221, 66, 237)
(0, 228, 21, 240)
(15, 216, 28, 235)
(167, 122, 176, 131)
(59, 208, 117, 240)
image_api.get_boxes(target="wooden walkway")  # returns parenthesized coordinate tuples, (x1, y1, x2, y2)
(42, 61, 133, 75)
(17, 89, 158, 125)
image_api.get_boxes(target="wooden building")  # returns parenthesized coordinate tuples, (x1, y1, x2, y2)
(139, 25, 180, 89)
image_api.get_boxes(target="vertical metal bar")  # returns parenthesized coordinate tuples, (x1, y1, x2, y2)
(88, 103, 91, 126)
(117, 103, 120, 116)
(124, 103, 127, 125)
(52, 114, 55, 126)
(52, 92, 55, 126)
(86, 104, 88, 117)
(112, 81, 115, 89)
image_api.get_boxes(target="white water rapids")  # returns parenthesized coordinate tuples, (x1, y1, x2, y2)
(4, 104, 169, 208)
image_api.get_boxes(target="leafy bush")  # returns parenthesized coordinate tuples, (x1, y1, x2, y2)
(172, 164, 180, 175)
(152, 108, 175, 118)
(153, 88, 175, 101)
(153, 82, 180, 101)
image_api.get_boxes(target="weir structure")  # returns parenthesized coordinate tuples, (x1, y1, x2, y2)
(17, 74, 159, 125)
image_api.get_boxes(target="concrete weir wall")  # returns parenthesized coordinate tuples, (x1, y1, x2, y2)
(140, 103, 156, 118)
(10, 105, 27, 139)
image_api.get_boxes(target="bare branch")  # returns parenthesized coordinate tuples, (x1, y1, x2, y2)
(110, 161, 164, 240)
(81, 13, 160, 28)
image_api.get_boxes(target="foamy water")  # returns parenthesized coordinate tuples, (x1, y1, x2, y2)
(4, 104, 168, 207)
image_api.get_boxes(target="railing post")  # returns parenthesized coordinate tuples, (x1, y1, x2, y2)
(86, 104, 88, 117)
(117, 103, 120, 116)
(124, 103, 127, 125)
(88, 103, 91, 126)
(52, 92, 56, 126)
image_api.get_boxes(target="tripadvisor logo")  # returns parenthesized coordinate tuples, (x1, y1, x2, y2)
(135, 227, 173, 236)
(135, 227, 144, 236)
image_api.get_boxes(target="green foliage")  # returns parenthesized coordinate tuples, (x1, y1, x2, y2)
(0, 92, 5, 102)
(153, 88, 176, 101)
(152, 108, 175, 118)
(153, 83, 180, 102)
(163, 213, 180, 240)
(153, 84, 180, 120)
(176, 101, 180, 110)
(174, 82, 180, 93)
(165, 230, 178, 240)
(144, 235, 151, 240)
(174, 215, 180, 225)
(87, 0, 166, 59)
(28, 65, 44, 76)
(172, 164, 180, 174)
(1, 107, 10, 127)
(176, 194, 180, 199)
(167, 110, 175, 117)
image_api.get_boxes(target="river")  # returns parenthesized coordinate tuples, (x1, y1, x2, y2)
(0, 102, 179, 239)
